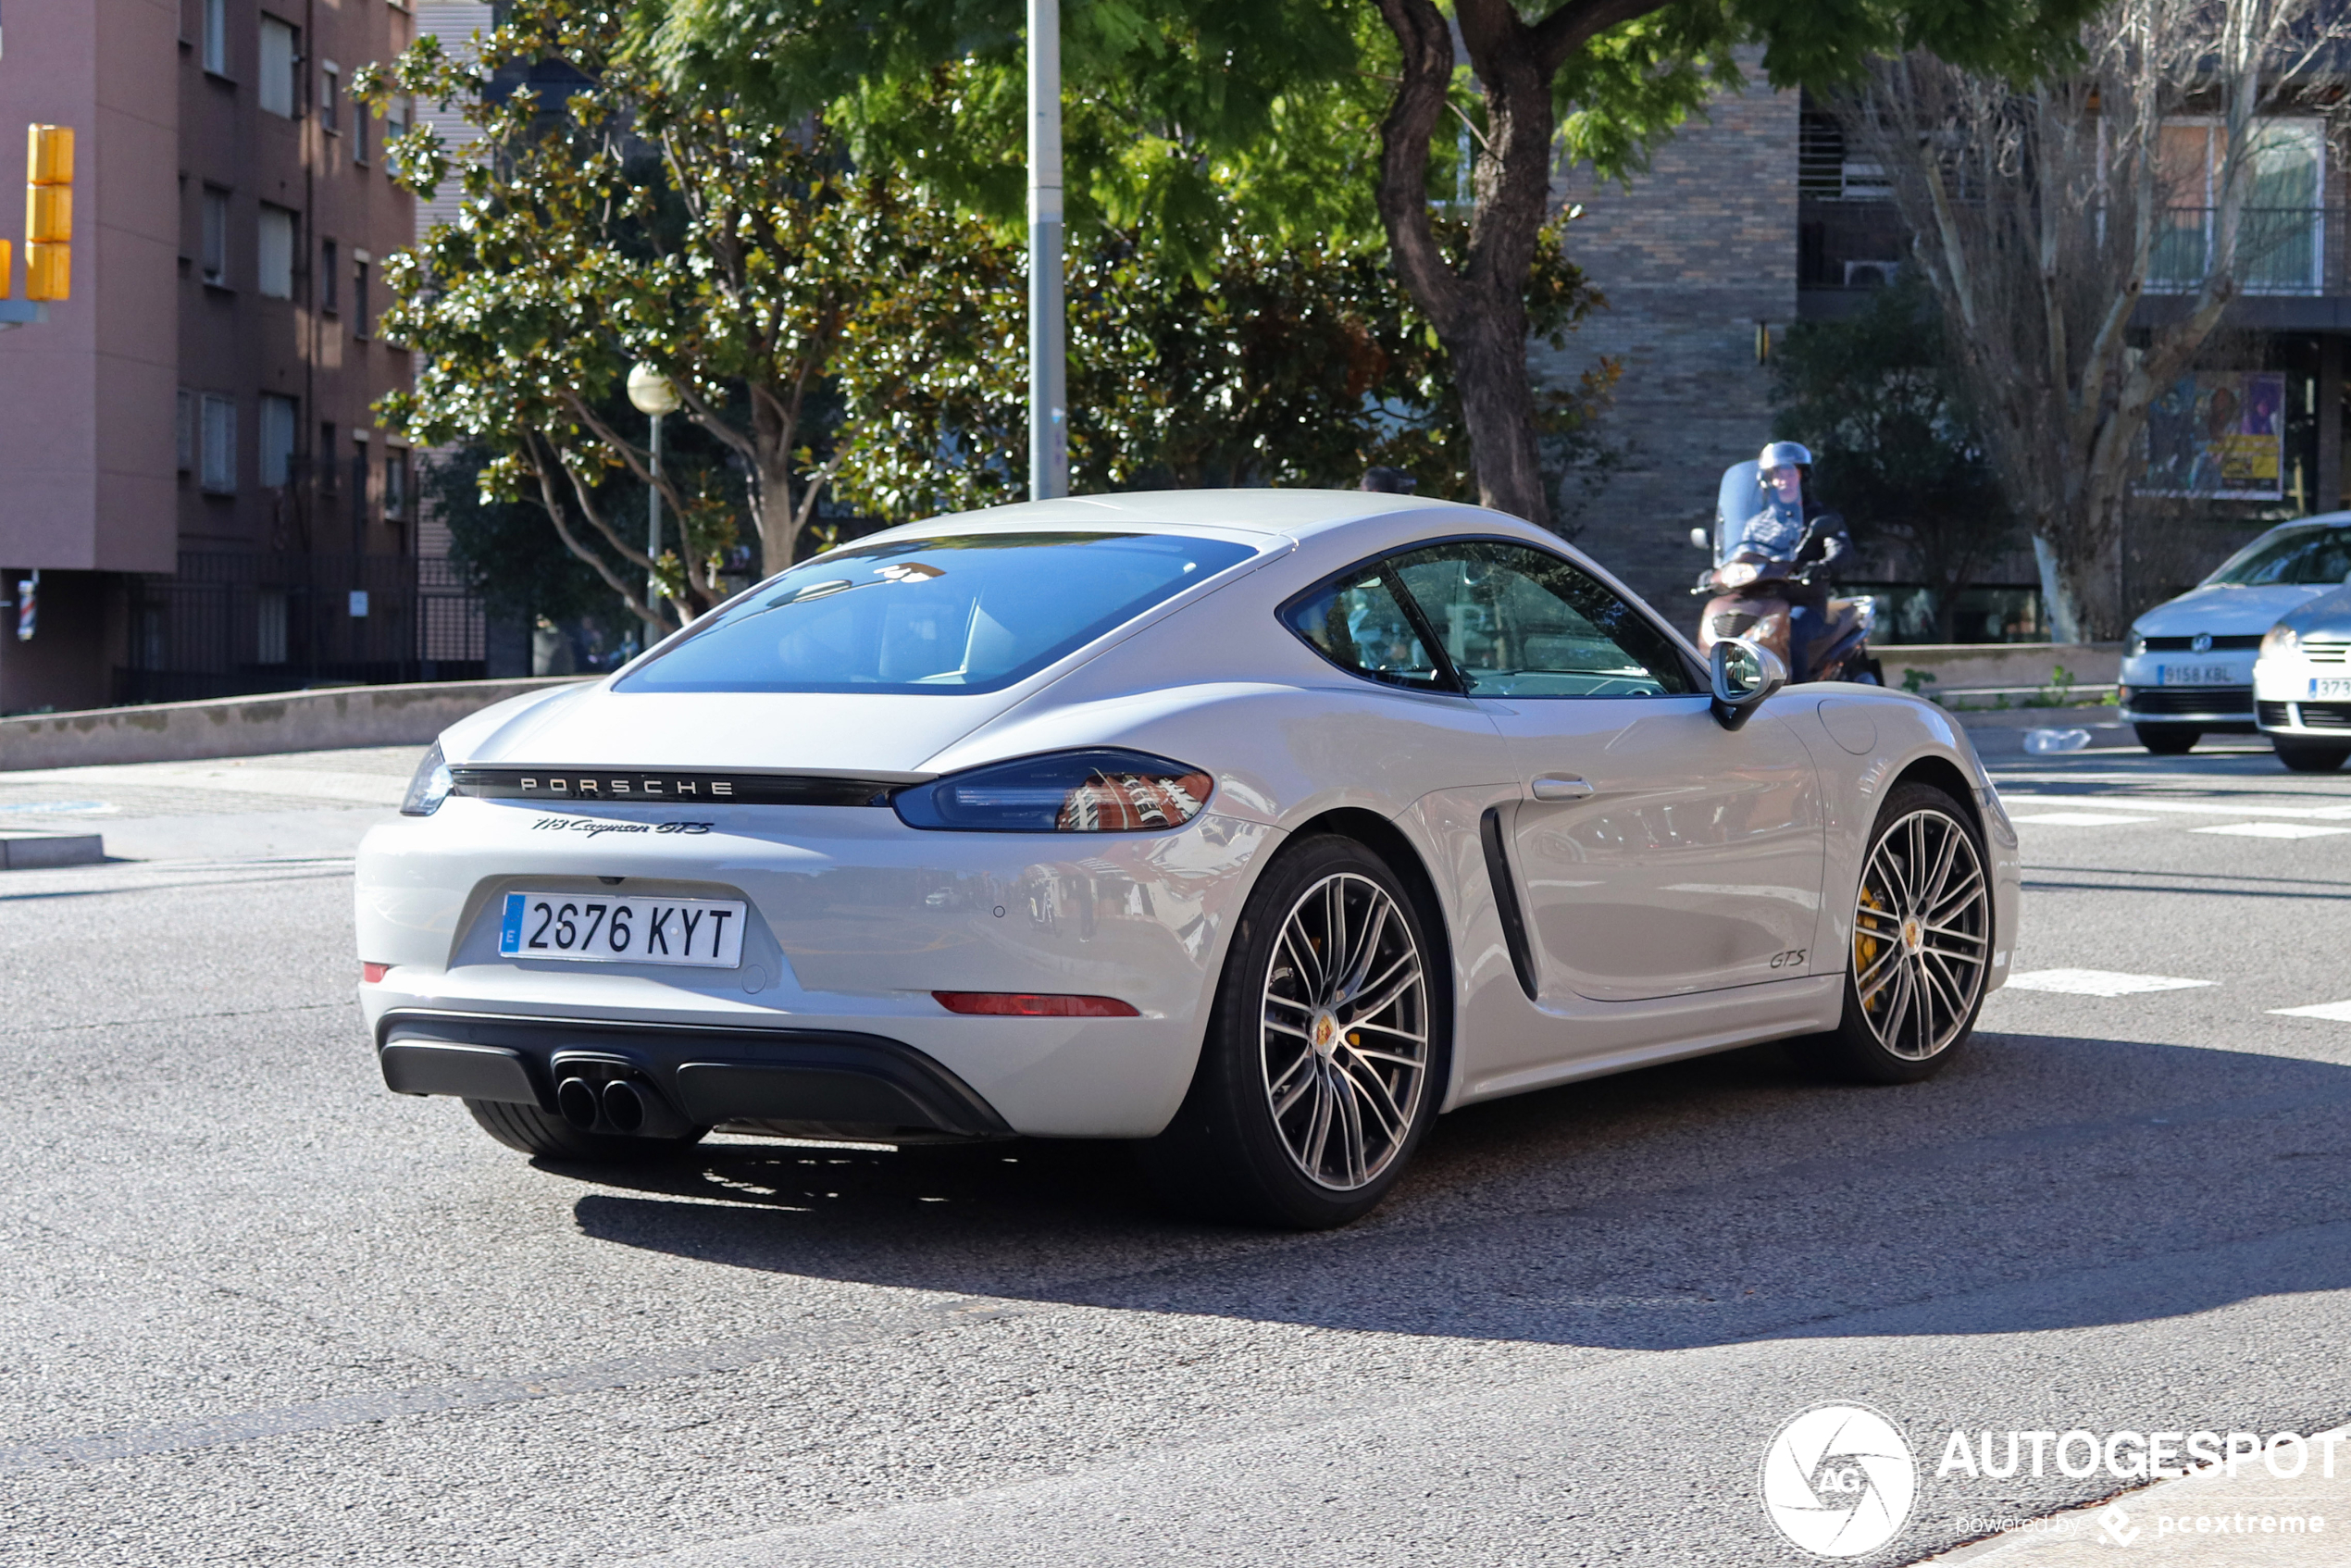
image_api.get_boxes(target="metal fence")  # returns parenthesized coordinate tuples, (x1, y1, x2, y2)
(115, 553, 487, 705)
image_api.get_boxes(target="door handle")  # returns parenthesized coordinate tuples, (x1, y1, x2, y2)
(1531, 774, 1594, 801)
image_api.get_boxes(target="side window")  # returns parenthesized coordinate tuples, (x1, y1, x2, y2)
(1389, 541, 1695, 697)
(1280, 566, 1448, 691)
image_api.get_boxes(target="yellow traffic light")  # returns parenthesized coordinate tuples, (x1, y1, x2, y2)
(25, 123, 72, 303)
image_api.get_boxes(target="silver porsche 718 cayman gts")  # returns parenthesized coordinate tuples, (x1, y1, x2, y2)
(358, 490, 2021, 1227)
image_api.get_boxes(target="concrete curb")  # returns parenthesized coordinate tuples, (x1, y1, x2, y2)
(0, 678, 586, 770)
(0, 830, 104, 868)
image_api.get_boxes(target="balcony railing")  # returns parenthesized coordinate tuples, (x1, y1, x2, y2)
(1802, 196, 2351, 297)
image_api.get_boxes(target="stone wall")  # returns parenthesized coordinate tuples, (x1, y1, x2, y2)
(1542, 59, 1799, 629)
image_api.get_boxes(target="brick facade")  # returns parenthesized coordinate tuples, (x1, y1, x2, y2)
(1544, 60, 1798, 627)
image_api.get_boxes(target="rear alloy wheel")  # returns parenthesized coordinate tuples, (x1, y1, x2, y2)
(1138, 835, 1443, 1228)
(1796, 783, 1991, 1085)
(2273, 740, 2350, 773)
(2134, 724, 2200, 755)
(464, 1097, 706, 1162)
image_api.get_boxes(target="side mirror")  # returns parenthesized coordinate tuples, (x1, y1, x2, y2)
(1688, 527, 1710, 551)
(1710, 637, 1787, 731)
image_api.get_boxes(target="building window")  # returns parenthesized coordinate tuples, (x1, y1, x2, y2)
(354, 93, 368, 164)
(320, 238, 338, 312)
(387, 94, 409, 150)
(2151, 119, 2327, 295)
(319, 63, 339, 133)
(384, 449, 410, 520)
(200, 394, 238, 494)
(257, 205, 296, 298)
(203, 0, 229, 74)
(256, 591, 289, 665)
(201, 186, 230, 287)
(260, 394, 298, 487)
(258, 17, 297, 117)
(176, 389, 196, 473)
(353, 255, 370, 338)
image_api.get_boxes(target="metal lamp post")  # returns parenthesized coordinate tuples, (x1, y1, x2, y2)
(1028, 0, 1066, 501)
(626, 363, 682, 627)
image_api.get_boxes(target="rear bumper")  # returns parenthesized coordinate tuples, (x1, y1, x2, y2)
(379, 1010, 1014, 1139)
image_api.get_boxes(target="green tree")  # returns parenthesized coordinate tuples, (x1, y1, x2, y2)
(1367, 0, 2102, 533)
(363, 2, 974, 625)
(422, 447, 611, 629)
(833, 210, 1616, 519)
(651, 0, 2098, 535)
(1769, 272, 2015, 643)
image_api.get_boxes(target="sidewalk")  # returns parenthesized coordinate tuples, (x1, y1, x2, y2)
(1919, 1430, 2351, 1565)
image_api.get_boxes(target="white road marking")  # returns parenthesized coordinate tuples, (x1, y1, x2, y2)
(2269, 1001, 2351, 1022)
(2008, 811, 2158, 826)
(2190, 822, 2351, 839)
(2004, 969, 2214, 998)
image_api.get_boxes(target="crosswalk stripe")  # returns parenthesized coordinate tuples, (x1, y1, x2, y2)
(2004, 969, 2214, 998)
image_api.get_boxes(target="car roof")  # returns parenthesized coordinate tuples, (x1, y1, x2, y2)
(855, 488, 1495, 544)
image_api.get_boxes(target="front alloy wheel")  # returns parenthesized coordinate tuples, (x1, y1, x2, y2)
(1139, 835, 1444, 1228)
(1797, 782, 1991, 1084)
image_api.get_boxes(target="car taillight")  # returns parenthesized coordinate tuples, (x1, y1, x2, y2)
(401, 742, 454, 816)
(891, 749, 1213, 833)
(362, 962, 392, 983)
(933, 991, 1139, 1017)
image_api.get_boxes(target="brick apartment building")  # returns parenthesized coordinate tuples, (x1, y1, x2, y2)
(0, 0, 470, 714)
(1555, 69, 2344, 641)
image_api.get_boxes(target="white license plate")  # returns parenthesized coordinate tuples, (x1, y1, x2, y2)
(2158, 664, 2233, 686)
(498, 891, 745, 967)
(2310, 677, 2351, 700)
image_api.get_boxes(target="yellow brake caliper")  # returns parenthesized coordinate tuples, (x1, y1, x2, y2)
(1855, 885, 1886, 1016)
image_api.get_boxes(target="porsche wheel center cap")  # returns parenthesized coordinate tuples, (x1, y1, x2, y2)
(1311, 1011, 1341, 1057)
(1901, 915, 1923, 954)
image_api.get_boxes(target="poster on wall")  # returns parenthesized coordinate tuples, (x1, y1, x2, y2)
(2138, 370, 2287, 499)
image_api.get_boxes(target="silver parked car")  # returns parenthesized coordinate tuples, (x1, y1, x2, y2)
(2120, 512, 2351, 753)
(2253, 581, 2351, 770)
(358, 491, 2021, 1228)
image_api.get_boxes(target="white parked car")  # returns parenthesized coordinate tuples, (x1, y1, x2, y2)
(2254, 581, 2351, 771)
(2120, 512, 2351, 753)
(357, 492, 2021, 1227)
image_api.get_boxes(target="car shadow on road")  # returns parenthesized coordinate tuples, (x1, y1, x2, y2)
(558, 1029, 2351, 1349)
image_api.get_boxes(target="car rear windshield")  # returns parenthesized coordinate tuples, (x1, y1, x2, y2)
(616, 531, 1257, 695)
(2204, 525, 2351, 587)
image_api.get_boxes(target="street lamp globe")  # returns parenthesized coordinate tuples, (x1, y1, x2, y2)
(627, 362, 681, 417)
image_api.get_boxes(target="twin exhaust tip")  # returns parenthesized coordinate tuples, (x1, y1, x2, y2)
(556, 1075, 651, 1135)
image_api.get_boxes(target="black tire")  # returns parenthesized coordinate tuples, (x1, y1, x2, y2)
(2273, 740, 2350, 773)
(1793, 782, 1991, 1086)
(463, 1097, 707, 1162)
(2135, 725, 2200, 755)
(1138, 834, 1448, 1229)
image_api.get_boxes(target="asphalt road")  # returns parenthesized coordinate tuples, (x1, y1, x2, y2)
(2, 740, 2348, 1567)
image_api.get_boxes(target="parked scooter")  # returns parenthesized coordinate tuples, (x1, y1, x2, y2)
(1689, 459, 1884, 684)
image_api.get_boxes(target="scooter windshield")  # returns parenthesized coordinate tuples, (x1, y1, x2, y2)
(1713, 461, 1762, 565)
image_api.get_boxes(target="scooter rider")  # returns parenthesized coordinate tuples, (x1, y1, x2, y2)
(1740, 442, 1850, 679)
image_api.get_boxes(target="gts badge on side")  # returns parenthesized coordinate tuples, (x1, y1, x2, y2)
(1768, 948, 1809, 970)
